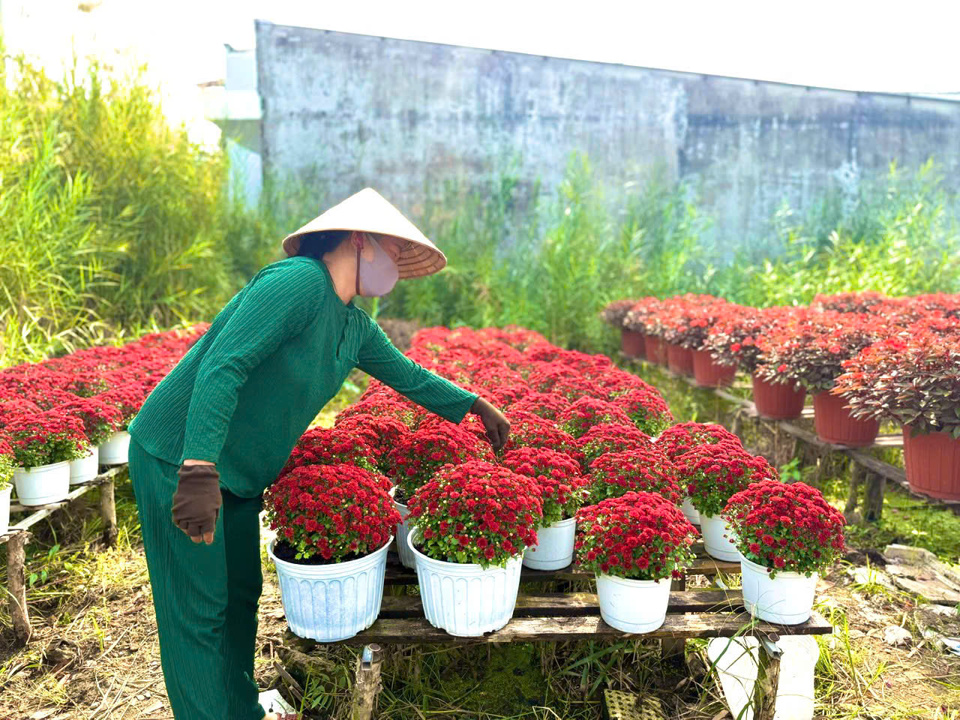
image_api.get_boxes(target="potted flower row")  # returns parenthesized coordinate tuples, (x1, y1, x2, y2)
(833, 324, 960, 500)
(1, 397, 136, 507)
(704, 305, 810, 414)
(755, 311, 886, 445)
(607, 291, 958, 428)
(0, 327, 200, 505)
(267, 457, 844, 640)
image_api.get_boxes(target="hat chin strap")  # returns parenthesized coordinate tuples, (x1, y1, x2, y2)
(355, 245, 362, 297)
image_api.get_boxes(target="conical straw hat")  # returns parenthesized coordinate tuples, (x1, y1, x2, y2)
(281, 188, 446, 279)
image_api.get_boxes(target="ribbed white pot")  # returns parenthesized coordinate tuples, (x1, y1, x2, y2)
(98, 431, 131, 465)
(523, 517, 575, 570)
(596, 574, 672, 633)
(741, 555, 818, 625)
(700, 513, 742, 562)
(70, 446, 99, 485)
(0, 484, 11, 535)
(393, 498, 416, 569)
(14, 461, 71, 507)
(681, 496, 700, 525)
(408, 527, 523, 637)
(267, 537, 390, 642)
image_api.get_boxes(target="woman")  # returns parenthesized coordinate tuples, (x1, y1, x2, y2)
(127, 188, 511, 720)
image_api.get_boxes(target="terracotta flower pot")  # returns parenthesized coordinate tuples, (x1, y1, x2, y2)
(813, 392, 880, 447)
(903, 427, 960, 501)
(692, 350, 737, 388)
(666, 344, 694, 376)
(620, 329, 645, 359)
(751, 375, 806, 420)
(645, 336, 668, 365)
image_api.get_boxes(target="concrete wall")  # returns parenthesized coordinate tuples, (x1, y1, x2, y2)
(255, 20, 960, 251)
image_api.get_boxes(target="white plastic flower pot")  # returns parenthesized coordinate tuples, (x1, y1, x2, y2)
(98, 431, 131, 465)
(681, 496, 700, 525)
(700, 513, 742, 562)
(267, 537, 390, 642)
(393, 498, 416, 569)
(0, 484, 12, 535)
(523, 517, 575, 570)
(741, 555, 818, 625)
(70, 446, 99, 485)
(408, 527, 523, 637)
(596, 574, 672, 633)
(14, 461, 71, 507)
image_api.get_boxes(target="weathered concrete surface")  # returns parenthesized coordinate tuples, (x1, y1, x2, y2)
(255, 21, 960, 252)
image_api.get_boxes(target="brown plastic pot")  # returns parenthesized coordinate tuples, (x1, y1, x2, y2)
(645, 336, 668, 365)
(813, 392, 880, 447)
(667, 344, 694, 376)
(751, 374, 807, 420)
(620, 329, 645, 358)
(692, 350, 737, 388)
(903, 427, 960, 501)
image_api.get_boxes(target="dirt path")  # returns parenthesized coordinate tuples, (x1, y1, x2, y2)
(0, 540, 289, 720)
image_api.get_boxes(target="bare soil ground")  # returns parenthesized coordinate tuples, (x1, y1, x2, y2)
(0, 540, 290, 720)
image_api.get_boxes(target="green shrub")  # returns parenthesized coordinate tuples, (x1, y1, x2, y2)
(0, 52, 233, 363)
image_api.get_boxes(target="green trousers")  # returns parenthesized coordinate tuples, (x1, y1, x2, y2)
(130, 437, 265, 720)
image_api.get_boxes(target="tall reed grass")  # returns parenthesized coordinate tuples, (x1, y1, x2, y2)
(0, 52, 232, 364)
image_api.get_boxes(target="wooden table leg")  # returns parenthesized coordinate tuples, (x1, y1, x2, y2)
(7, 531, 32, 646)
(845, 462, 863, 522)
(100, 478, 118, 548)
(755, 635, 782, 720)
(351, 643, 383, 720)
(661, 637, 686, 668)
(661, 572, 688, 667)
(863, 469, 885, 523)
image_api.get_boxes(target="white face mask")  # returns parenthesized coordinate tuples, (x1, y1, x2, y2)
(357, 234, 400, 297)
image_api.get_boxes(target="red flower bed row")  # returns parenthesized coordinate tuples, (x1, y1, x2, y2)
(275, 325, 683, 565)
(0, 326, 208, 468)
(276, 325, 842, 576)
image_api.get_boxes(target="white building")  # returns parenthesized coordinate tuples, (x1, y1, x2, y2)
(200, 45, 263, 206)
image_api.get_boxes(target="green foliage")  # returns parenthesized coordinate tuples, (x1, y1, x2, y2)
(0, 51, 237, 364)
(388, 155, 713, 353)
(390, 156, 958, 349)
(712, 160, 960, 307)
(0, 454, 15, 489)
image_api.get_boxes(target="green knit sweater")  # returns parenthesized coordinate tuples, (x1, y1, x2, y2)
(128, 256, 478, 497)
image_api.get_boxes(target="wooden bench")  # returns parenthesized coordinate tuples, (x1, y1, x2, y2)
(282, 545, 833, 720)
(1, 465, 123, 645)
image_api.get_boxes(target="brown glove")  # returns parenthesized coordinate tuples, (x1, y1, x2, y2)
(172, 463, 222, 544)
(470, 397, 511, 452)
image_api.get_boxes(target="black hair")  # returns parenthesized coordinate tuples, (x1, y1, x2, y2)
(296, 230, 352, 259)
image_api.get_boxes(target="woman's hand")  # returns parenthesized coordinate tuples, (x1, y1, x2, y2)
(470, 397, 511, 452)
(172, 461, 222, 545)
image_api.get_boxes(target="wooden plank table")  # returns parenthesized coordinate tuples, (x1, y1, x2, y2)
(285, 550, 833, 720)
(2, 465, 125, 645)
